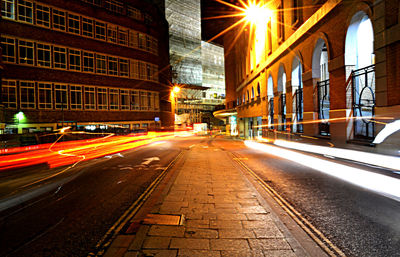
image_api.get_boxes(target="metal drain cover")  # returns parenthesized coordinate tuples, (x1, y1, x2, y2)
(142, 214, 184, 225)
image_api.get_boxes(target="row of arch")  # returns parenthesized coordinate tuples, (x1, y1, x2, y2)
(238, 10, 375, 139)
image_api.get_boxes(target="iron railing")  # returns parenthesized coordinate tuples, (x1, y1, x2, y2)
(317, 79, 330, 136)
(278, 93, 286, 131)
(293, 88, 303, 133)
(268, 97, 274, 129)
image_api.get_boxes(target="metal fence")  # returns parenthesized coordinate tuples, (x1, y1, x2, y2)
(293, 88, 303, 133)
(317, 79, 330, 136)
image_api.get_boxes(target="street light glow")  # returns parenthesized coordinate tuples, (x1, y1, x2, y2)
(244, 1, 272, 25)
(173, 86, 180, 93)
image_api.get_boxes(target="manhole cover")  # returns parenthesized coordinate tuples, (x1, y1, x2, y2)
(142, 214, 184, 225)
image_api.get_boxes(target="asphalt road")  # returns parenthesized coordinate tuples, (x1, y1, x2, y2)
(212, 138, 400, 257)
(0, 139, 190, 257)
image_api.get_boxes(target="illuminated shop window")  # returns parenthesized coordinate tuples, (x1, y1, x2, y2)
(17, 0, 33, 23)
(68, 13, 80, 34)
(37, 43, 51, 67)
(53, 9, 66, 31)
(1, 36, 16, 63)
(2, 0, 15, 19)
(84, 86, 96, 110)
(55, 84, 68, 110)
(96, 54, 107, 74)
(69, 49, 81, 71)
(38, 82, 53, 109)
(36, 4, 50, 27)
(83, 52, 95, 72)
(97, 88, 108, 110)
(95, 21, 106, 40)
(70, 85, 82, 110)
(20, 81, 35, 109)
(109, 88, 119, 110)
(18, 40, 34, 65)
(53, 46, 67, 69)
(1, 80, 17, 108)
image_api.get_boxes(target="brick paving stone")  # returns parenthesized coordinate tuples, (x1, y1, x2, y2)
(238, 206, 268, 214)
(185, 228, 219, 238)
(218, 229, 256, 239)
(170, 238, 210, 250)
(253, 227, 284, 238)
(142, 249, 178, 257)
(214, 203, 241, 209)
(202, 213, 217, 220)
(110, 235, 135, 248)
(148, 225, 185, 237)
(248, 239, 292, 250)
(216, 213, 247, 220)
(123, 251, 139, 257)
(246, 213, 273, 221)
(184, 213, 203, 220)
(142, 236, 171, 249)
(242, 220, 277, 229)
(214, 208, 238, 214)
(210, 220, 243, 229)
(210, 239, 250, 251)
(186, 219, 210, 228)
(103, 247, 128, 257)
(263, 249, 297, 257)
(178, 249, 221, 257)
(220, 250, 265, 257)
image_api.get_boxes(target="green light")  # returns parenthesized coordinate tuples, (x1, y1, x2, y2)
(16, 111, 25, 122)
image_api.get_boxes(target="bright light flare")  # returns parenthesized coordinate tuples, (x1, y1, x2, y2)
(245, 141, 400, 202)
(173, 86, 180, 93)
(243, 2, 272, 25)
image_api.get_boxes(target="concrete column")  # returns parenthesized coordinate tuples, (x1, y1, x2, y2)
(302, 70, 317, 135)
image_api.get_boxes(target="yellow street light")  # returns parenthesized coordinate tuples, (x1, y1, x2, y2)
(173, 86, 180, 93)
(243, 1, 272, 26)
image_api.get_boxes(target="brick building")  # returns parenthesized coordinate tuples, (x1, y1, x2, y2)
(0, 0, 173, 134)
(215, 0, 400, 152)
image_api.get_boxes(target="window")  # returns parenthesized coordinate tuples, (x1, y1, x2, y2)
(38, 83, 52, 109)
(127, 6, 142, 20)
(81, 0, 101, 6)
(148, 92, 154, 110)
(119, 58, 129, 77)
(118, 28, 128, 45)
(146, 64, 152, 80)
(1, 80, 17, 108)
(138, 33, 145, 49)
(37, 43, 51, 67)
(1, 36, 16, 63)
(146, 35, 151, 51)
(105, 0, 123, 14)
(108, 56, 118, 75)
(97, 87, 108, 110)
(139, 62, 146, 80)
(109, 88, 119, 110)
(292, 0, 301, 25)
(128, 30, 138, 48)
(68, 13, 80, 34)
(70, 85, 82, 110)
(82, 17, 94, 37)
(277, 2, 284, 42)
(53, 46, 67, 69)
(83, 52, 94, 72)
(95, 21, 106, 40)
(18, 40, 34, 65)
(130, 60, 139, 78)
(36, 4, 50, 27)
(55, 84, 68, 109)
(151, 38, 158, 55)
(69, 49, 81, 71)
(17, 0, 33, 23)
(130, 90, 140, 110)
(154, 93, 159, 110)
(20, 81, 35, 109)
(140, 91, 148, 110)
(84, 86, 96, 110)
(120, 89, 129, 110)
(2, 0, 15, 19)
(53, 9, 66, 31)
(152, 65, 159, 81)
(96, 54, 107, 74)
(107, 24, 117, 43)
(267, 20, 272, 55)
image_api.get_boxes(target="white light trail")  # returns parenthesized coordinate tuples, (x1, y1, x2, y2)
(274, 140, 400, 171)
(245, 141, 400, 202)
(373, 120, 400, 144)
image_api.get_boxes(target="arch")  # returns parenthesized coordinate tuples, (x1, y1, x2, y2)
(247, 90, 250, 102)
(251, 87, 255, 99)
(277, 64, 286, 93)
(345, 11, 374, 69)
(291, 55, 303, 90)
(312, 38, 329, 79)
(257, 83, 261, 97)
(267, 75, 274, 98)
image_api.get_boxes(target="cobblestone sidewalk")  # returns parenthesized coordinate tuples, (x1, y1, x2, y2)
(104, 143, 308, 257)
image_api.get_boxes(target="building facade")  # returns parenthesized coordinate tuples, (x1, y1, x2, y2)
(219, 0, 400, 153)
(0, 0, 173, 134)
